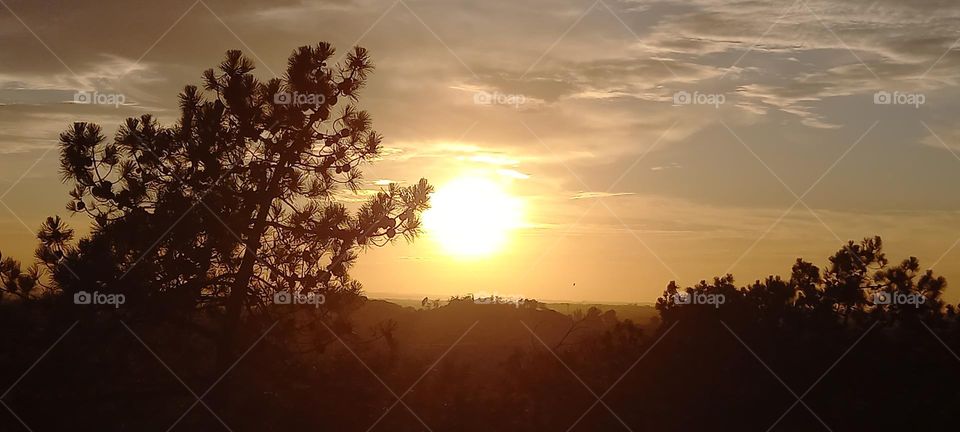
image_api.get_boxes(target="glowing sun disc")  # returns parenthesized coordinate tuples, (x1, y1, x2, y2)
(423, 176, 523, 257)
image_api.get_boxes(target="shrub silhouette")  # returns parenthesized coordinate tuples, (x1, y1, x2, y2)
(656, 236, 947, 329)
(0, 250, 41, 301)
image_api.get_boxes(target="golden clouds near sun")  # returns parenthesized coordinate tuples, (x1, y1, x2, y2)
(423, 175, 524, 257)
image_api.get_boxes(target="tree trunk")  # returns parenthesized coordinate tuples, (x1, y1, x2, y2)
(212, 164, 281, 415)
(216, 153, 291, 370)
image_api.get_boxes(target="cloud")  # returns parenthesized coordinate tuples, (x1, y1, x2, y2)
(650, 162, 682, 171)
(571, 192, 636, 200)
(372, 179, 402, 186)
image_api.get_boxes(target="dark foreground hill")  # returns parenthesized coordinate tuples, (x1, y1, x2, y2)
(2, 292, 960, 431)
(348, 299, 655, 362)
(4, 235, 960, 431)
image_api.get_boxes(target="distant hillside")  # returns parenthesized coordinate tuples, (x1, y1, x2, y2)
(343, 298, 657, 371)
(543, 302, 660, 326)
(370, 297, 660, 327)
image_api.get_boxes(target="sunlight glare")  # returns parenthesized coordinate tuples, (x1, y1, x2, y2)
(424, 175, 524, 257)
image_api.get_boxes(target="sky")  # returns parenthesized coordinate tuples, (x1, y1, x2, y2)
(2, 0, 960, 303)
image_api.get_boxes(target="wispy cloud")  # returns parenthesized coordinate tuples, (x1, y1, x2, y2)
(571, 192, 636, 200)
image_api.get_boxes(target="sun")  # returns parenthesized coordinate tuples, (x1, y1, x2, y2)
(423, 175, 524, 257)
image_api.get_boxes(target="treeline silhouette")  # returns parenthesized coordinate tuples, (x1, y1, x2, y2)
(1, 44, 959, 431)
